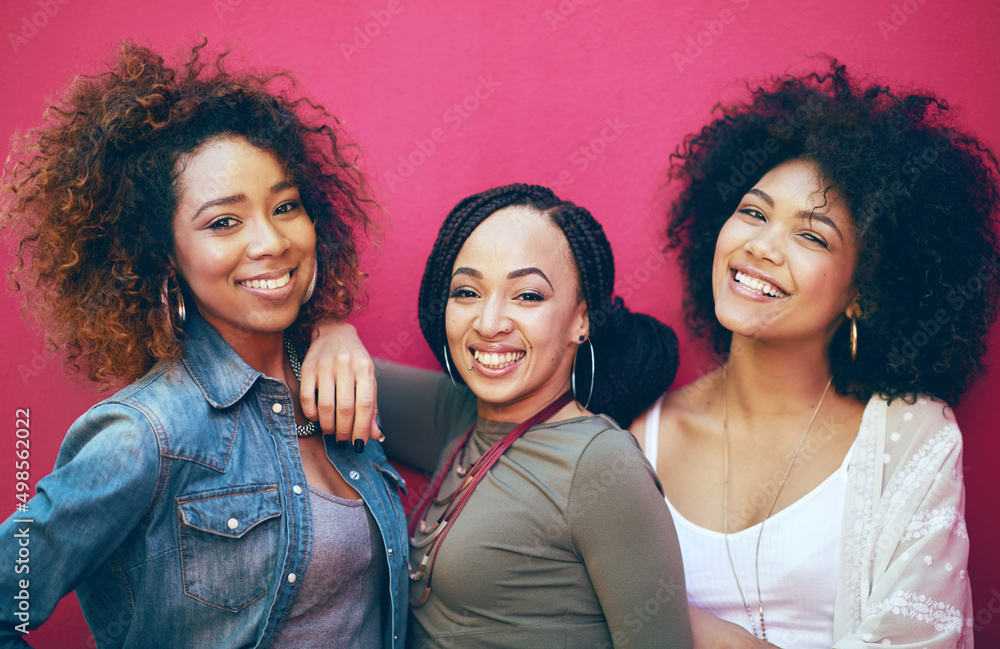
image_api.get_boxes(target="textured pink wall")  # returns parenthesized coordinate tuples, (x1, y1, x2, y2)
(1, 0, 999, 646)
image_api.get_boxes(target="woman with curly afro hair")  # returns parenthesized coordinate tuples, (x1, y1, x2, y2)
(632, 61, 1000, 648)
(0, 40, 408, 648)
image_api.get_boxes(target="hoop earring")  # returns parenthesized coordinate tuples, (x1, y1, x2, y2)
(850, 314, 858, 362)
(161, 275, 186, 334)
(301, 263, 318, 304)
(442, 345, 460, 391)
(571, 338, 595, 410)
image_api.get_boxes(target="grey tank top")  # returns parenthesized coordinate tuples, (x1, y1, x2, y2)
(271, 486, 388, 648)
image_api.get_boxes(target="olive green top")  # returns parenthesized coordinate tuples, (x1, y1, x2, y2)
(378, 364, 692, 649)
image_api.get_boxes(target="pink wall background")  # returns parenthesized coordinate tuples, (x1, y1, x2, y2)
(1, 0, 998, 646)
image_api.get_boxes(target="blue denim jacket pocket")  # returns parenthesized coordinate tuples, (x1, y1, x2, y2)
(177, 485, 281, 612)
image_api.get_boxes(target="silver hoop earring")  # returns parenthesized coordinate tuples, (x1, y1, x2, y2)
(301, 263, 318, 304)
(442, 345, 460, 391)
(161, 275, 186, 334)
(571, 338, 595, 410)
(177, 287, 186, 327)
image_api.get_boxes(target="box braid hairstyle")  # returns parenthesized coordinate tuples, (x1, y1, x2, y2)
(417, 183, 679, 427)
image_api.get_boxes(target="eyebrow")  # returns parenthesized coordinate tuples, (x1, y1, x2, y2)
(452, 267, 482, 283)
(191, 180, 296, 221)
(451, 266, 554, 290)
(745, 188, 844, 242)
(802, 212, 845, 242)
(507, 267, 553, 290)
(746, 188, 774, 207)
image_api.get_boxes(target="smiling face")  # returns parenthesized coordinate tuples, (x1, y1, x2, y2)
(712, 158, 860, 350)
(171, 136, 317, 348)
(446, 206, 589, 422)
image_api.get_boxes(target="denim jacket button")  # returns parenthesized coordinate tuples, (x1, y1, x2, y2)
(272, 402, 283, 414)
(349, 470, 360, 480)
(387, 547, 393, 556)
(287, 573, 297, 584)
(292, 485, 303, 495)
(227, 517, 239, 530)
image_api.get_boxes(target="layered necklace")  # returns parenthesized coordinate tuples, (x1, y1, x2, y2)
(283, 333, 318, 437)
(721, 364, 832, 642)
(407, 391, 574, 607)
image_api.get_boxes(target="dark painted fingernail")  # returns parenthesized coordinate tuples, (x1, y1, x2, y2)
(337, 440, 349, 450)
(353, 439, 365, 453)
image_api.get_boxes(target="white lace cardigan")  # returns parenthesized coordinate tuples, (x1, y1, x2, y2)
(834, 395, 973, 647)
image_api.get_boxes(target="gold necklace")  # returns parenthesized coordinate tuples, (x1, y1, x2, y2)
(721, 365, 832, 642)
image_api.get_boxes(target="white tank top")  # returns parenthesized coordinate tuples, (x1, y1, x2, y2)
(644, 396, 852, 649)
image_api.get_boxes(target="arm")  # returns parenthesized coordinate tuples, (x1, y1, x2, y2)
(688, 607, 781, 649)
(299, 321, 382, 445)
(568, 428, 694, 648)
(375, 363, 476, 473)
(301, 320, 476, 471)
(833, 401, 972, 647)
(0, 406, 160, 647)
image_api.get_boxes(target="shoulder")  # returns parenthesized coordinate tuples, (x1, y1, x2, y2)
(61, 362, 180, 450)
(543, 414, 633, 446)
(562, 421, 666, 526)
(52, 384, 172, 500)
(875, 394, 962, 450)
(883, 394, 957, 429)
(864, 395, 965, 491)
(561, 417, 659, 484)
(532, 416, 647, 464)
(60, 358, 215, 463)
(637, 374, 720, 441)
(103, 357, 204, 415)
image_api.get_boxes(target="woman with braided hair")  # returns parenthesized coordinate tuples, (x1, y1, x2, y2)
(307, 62, 999, 648)
(311, 183, 692, 647)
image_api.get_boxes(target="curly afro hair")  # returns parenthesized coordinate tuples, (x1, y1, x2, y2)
(667, 60, 1000, 405)
(417, 183, 678, 427)
(1, 39, 377, 387)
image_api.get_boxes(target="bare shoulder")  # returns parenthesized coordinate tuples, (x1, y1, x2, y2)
(661, 370, 723, 435)
(630, 369, 723, 445)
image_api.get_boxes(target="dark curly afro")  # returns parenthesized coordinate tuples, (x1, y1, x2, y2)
(667, 60, 1000, 405)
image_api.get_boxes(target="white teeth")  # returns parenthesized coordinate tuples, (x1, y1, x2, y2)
(734, 271, 787, 298)
(473, 350, 525, 369)
(239, 272, 291, 290)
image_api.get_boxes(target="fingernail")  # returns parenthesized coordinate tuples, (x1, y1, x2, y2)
(337, 440, 349, 450)
(353, 439, 365, 453)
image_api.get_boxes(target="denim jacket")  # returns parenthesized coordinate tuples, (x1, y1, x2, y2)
(0, 315, 408, 649)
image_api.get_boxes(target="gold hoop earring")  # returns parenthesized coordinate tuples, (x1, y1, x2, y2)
(161, 275, 186, 334)
(850, 314, 858, 362)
